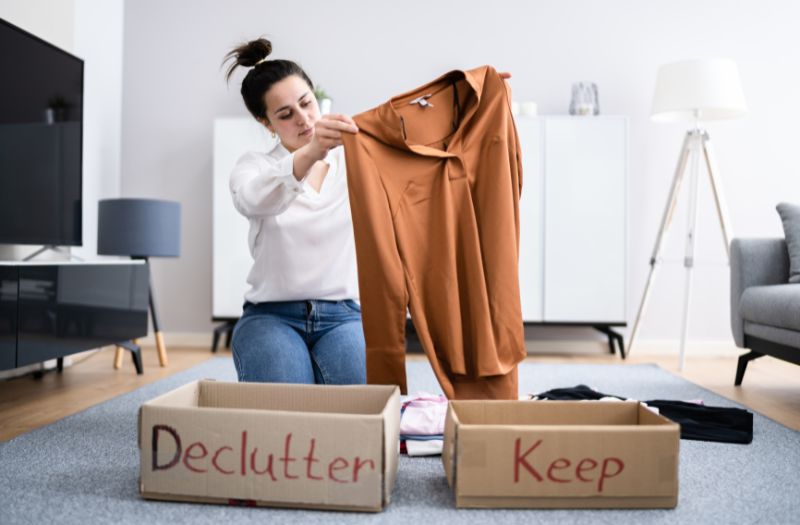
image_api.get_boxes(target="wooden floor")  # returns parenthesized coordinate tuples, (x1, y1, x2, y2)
(1, 344, 798, 442)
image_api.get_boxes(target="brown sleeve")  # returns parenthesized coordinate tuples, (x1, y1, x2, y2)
(341, 134, 410, 394)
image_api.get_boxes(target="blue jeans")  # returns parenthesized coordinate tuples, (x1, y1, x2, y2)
(231, 300, 366, 385)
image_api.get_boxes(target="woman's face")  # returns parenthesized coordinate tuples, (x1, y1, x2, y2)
(262, 75, 320, 152)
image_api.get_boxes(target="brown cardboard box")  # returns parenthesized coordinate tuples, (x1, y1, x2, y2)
(442, 400, 680, 509)
(138, 380, 400, 512)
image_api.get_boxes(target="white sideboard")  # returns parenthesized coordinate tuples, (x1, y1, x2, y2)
(212, 118, 277, 321)
(516, 116, 628, 329)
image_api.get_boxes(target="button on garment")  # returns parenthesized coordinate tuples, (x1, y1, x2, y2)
(341, 66, 525, 399)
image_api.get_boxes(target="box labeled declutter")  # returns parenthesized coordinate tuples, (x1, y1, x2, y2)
(442, 400, 680, 509)
(139, 380, 401, 512)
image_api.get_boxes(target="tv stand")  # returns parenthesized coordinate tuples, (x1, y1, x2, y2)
(0, 261, 149, 374)
(22, 245, 84, 262)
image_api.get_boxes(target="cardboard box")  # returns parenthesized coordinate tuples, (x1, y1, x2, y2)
(442, 400, 680, 509)
(139, 380, 400, 512)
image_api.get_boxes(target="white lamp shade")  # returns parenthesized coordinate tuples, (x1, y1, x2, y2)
(651, 58, 748, 123)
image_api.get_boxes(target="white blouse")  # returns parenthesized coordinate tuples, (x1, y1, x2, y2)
(229, 143, 359, 303)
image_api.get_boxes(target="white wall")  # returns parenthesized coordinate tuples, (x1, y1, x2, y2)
(0, 0, 74, 51)
(120, 0, 799, 344)
(72, 0, 125, 259)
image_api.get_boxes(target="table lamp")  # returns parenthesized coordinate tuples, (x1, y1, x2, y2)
(629, 58, 747, 369)
(98, 198, 181, 369)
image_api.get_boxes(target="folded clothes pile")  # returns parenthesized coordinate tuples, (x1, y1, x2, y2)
(399, 393, 448, 456)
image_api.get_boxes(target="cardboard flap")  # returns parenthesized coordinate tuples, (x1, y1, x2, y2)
(442, 402, 459, 488)
(196, 380, 396, 415)
(451, 400, 643, 425)
(144, 380, 201, 408)
(379, 387, 401, 504)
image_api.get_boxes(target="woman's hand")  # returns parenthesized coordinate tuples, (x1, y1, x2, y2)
(499, 71, 513, 99)
(307, 114, 359, 161)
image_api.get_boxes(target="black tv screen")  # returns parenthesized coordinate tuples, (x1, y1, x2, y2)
(0, 18, 83, 247)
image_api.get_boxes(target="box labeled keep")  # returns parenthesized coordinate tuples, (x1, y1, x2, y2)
(442, 400, 680, 509)
(139, 380, 401, 512)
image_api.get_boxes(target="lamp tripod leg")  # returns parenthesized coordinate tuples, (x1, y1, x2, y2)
(113, 346, 124, 369)
(701, 132, 733, 260)
(144, 257, 168, 367)
(678, 132, 703, 371)
(628, 131, 693, 354)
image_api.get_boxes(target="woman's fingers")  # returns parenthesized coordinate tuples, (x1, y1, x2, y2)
(309, 114, 358, 156)
(313, 128, 345, 148)
(318, 113, 359, 134)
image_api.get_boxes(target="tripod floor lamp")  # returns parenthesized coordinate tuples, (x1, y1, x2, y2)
(629, 58, 747, 369)
(98, 198, 181, 371)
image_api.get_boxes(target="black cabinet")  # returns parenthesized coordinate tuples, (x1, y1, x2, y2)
(0, 262, 149, 370)
(0, 266, 17, 370)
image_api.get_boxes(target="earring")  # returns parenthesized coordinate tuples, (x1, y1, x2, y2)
(270, 131, 276, 139)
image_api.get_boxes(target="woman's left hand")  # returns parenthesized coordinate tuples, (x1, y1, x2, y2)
(499, 71, 512, 99)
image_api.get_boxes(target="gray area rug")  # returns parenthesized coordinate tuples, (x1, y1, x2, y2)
(1, 358, 798, 524)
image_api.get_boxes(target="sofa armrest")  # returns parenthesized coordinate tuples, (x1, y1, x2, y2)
(730, 238, 790, 347)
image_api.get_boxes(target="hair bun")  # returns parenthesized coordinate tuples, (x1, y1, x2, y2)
(224, 38, 273, 81)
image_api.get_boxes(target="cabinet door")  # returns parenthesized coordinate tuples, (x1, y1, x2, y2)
(516, 117, 544, 322)
(0, 267, 18, 370)
(212, 118, 277, 319)
(17, 264, 149, 366)
(543, 117, 626, 323)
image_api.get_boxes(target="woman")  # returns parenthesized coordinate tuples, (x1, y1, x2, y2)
(223, 38, 364, 385)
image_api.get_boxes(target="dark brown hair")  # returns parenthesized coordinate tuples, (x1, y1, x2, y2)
(223, 38, 314, 122)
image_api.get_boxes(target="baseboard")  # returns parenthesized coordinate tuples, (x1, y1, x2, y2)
(137, 332, 214, 349)
(629, 340, 740, 357)
(526, 339, 739, 358)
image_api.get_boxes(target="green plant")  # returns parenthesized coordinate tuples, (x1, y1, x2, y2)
(313, 87, 330, 101)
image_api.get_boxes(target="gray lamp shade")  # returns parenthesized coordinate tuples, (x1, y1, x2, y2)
(97, 198, 181, 257)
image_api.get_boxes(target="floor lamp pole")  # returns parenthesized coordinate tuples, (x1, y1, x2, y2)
(628, 129, 732, 367)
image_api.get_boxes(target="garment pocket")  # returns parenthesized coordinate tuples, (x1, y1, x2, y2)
(343, 299, 362, 313)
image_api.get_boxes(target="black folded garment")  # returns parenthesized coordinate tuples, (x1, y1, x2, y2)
(532, 384, 621, 401)
(642, 400, 753, 445)
(532, 385, 753, 444)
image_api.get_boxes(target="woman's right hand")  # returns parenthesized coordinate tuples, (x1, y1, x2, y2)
(308, 114, 359, 160)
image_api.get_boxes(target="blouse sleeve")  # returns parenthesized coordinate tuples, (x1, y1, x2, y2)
(229, 151, 306, 217)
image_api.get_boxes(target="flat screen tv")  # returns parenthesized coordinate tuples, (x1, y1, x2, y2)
(0, 18, 83, 247)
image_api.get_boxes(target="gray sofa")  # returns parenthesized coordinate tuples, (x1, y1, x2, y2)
(730, 238, 800, 385)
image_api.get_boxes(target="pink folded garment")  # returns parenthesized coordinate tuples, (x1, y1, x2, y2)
(399, 393, 448, 436)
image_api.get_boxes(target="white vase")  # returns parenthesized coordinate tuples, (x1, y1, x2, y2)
(319, 98, 332, 115)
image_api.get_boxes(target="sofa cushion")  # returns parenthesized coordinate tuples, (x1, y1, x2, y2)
(740, 284, 800, 332)
(776, 202, 800, 283)
(744, 321, 800, 350)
